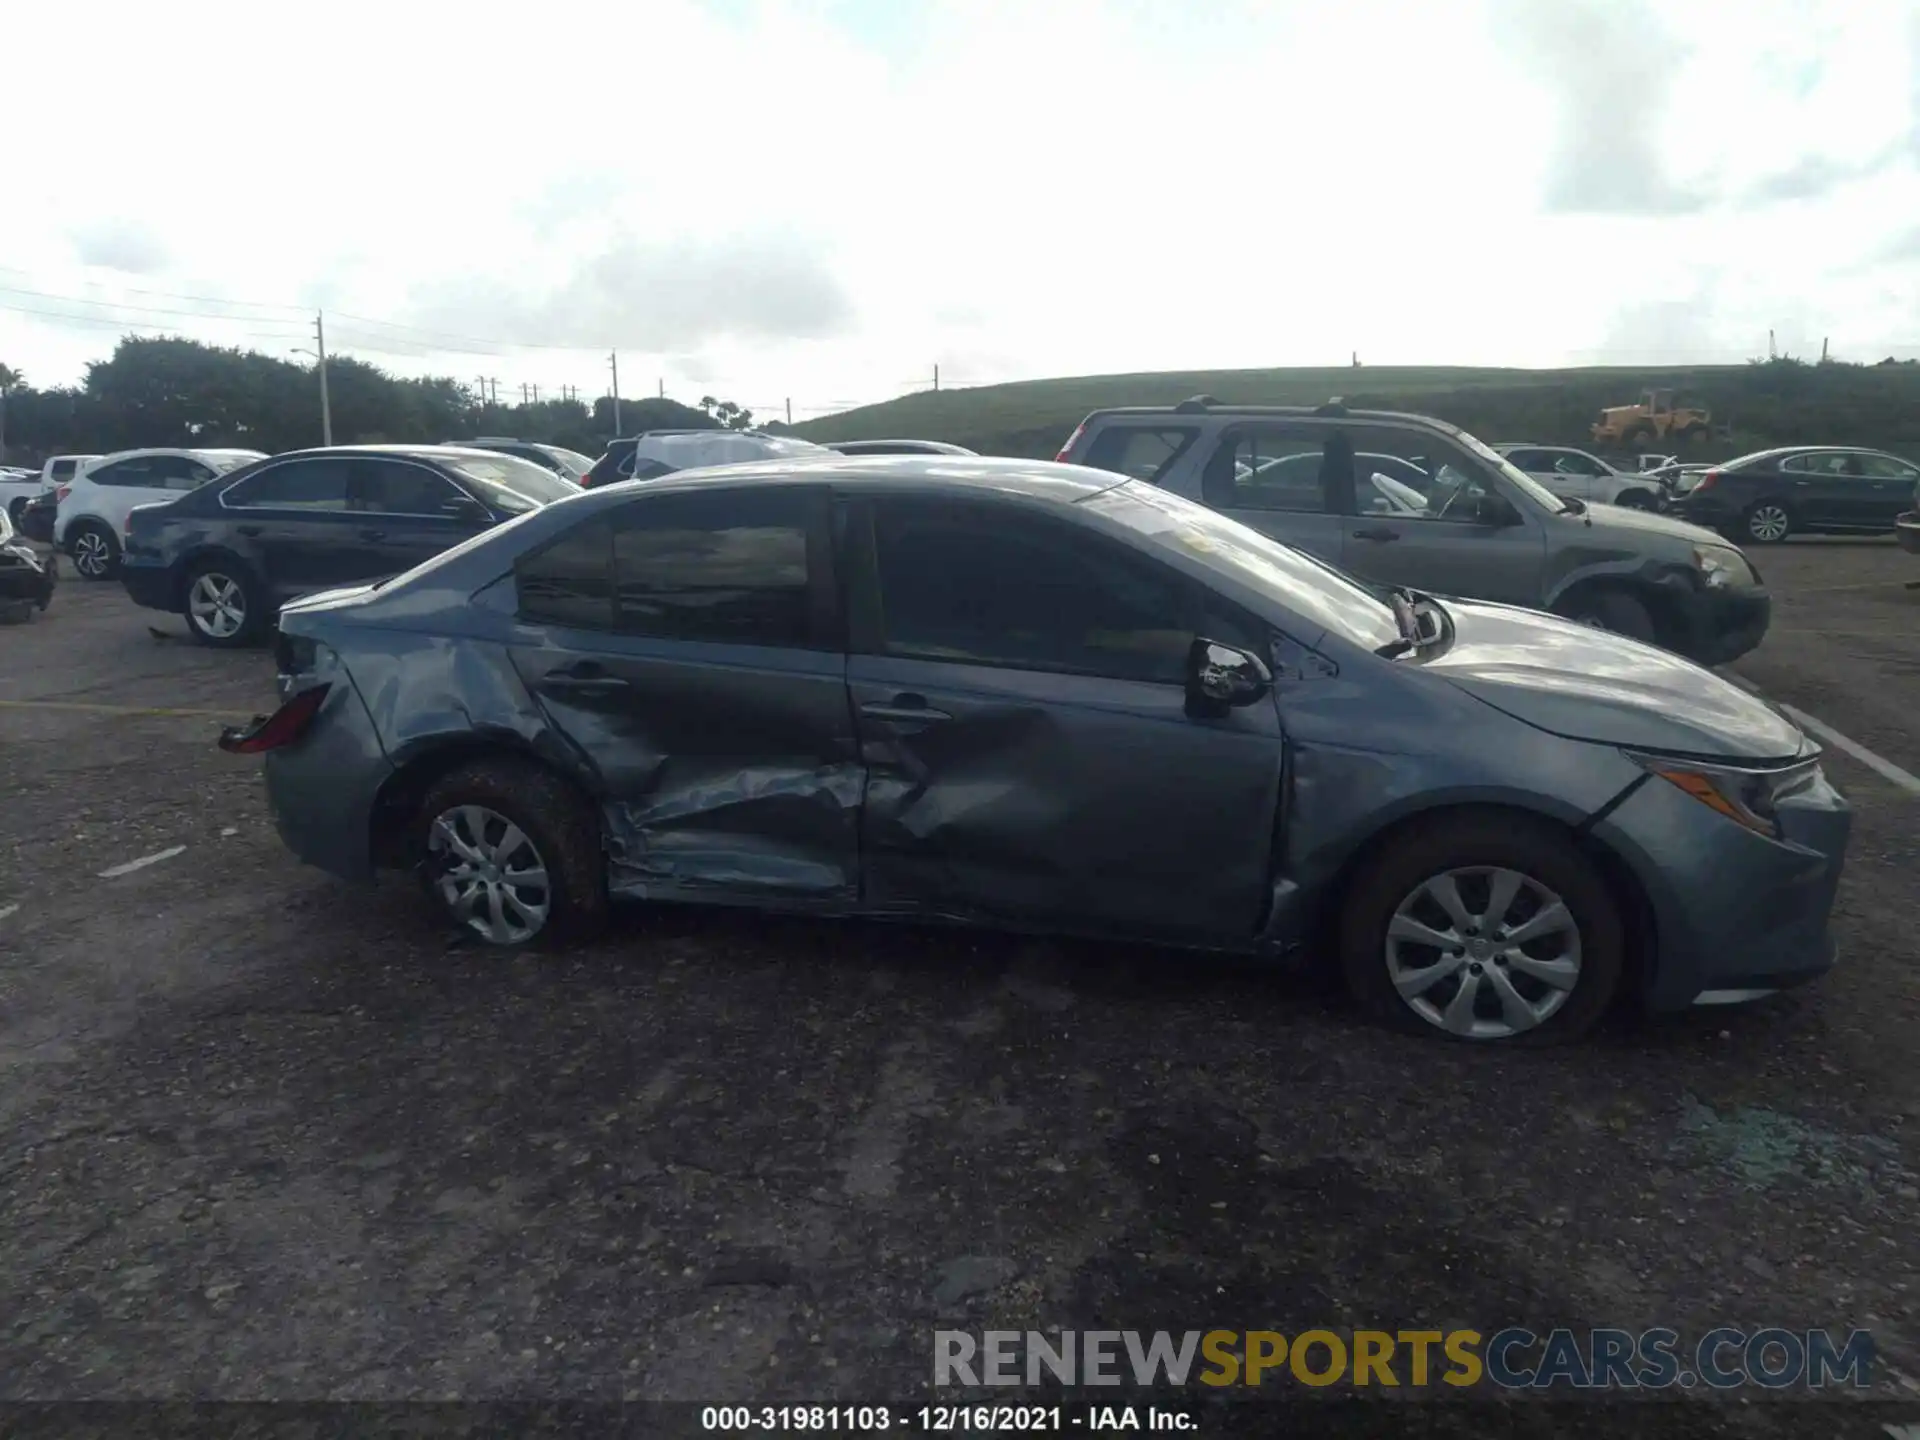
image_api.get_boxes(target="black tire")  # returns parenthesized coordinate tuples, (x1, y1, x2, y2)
(67, 521, 119, 580)
(1623, 423, 1656, 449)
(413, 758, 608, 949)
(180, 558, 268, 648)
(1675, 424, 1707, 446)
(1612, 489, 1656, 510)
(1561, 587, 1658, 643)
(1743, 501, 1792, 544)
(1338, 811, 1625, 1045)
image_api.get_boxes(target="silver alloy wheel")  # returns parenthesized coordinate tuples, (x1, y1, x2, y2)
(187, 573, 247, 639)
(72, 530, 111, 577)
(427, 803, 552, 945)
(1747, 504, 1790, 542)
(1384, 866, 1583, 1040)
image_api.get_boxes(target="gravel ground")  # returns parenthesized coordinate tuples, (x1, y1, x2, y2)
(1, 543, 1916, 1437)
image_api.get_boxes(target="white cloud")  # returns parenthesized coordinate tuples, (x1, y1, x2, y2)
(2, 0, 1916, 413)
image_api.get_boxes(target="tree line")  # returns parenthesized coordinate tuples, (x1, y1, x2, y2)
(0, 336, 772, 465)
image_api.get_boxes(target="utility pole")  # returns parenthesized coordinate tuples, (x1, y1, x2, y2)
(314, 312, 333, 446)
(657, 378, 664, 398)
(608, 351, 622, 435)
(531, 384, 540, 405)
(520, 382, 530, 406)
(1820, 337, 1830, 363)
(933, 364, 940, 392)
(1769, 329, 1777, 360)
(785, 397, 792, 425)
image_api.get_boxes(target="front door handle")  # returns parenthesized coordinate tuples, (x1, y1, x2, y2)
(1351, 527, 1400, 543)
(860, 693, 952, 723)
(236, 524, 262, 537)
(543, 661, 629, 693)
(358, 527, 386, 541)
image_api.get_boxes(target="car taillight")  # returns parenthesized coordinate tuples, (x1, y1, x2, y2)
(54, 485, 70, 503)
(217, 684, 331, 754)
(1694, 469, 1721, 492)
(1055, 421, 1089, 462)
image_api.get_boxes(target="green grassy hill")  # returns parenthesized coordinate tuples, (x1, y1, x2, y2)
(795, 360, 1920, 461)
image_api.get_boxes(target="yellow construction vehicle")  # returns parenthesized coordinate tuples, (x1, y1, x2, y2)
(1590, 390, 1714, 449)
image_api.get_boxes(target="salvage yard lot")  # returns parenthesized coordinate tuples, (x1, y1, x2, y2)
(1, 542, 1917, 1424)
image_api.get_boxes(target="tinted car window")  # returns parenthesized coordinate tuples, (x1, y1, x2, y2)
(89, 459, 152, 488)
(870, 498, 1196, 684)
(1858, 454, 1919, 480)
(150, 455, 215, 491)
(1780, 453, 1854, 476)
(356, 460, 462, 514)
(1081, 480, 1401, 652)
(516, 516, 615, 630)
(443, 453, 576, 507)
(611, 488, 814, 648)
(50, 459, 78, 481)
(224, 458, 352, 509)
(1211, 433, 1327, 513)
(1081, 426, 1197, 485)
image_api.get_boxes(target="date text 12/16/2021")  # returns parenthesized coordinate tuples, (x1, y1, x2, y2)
(701, 1404, 1195, 1431)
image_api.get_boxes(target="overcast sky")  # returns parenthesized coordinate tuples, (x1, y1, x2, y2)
(4, 0, 1917, 418)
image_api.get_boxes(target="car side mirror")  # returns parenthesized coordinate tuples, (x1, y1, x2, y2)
(442, 496, 492, 524)
(1186, 637, 1272, 719)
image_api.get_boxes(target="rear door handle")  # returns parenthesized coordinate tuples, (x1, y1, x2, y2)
(543, 661, 629, 693)
(860, 693, 952, 723)
(358, 527, 386, 541)
(1351, 527, 1400, 543)
(236, 524, 262, 537)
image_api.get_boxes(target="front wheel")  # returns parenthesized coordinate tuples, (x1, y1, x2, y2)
(68, 523, 119, 580)
(1561, 588, 1658, 644)
(414, 759, 608, 949)
(1339, 813, 1625, 1044)
(183, 561, 266, 647)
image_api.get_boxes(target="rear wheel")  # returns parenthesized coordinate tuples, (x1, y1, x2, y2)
(1623, 422, 1656, 449)
(1612, 489, 1656, 510)
(414, 759, 608, 949)
(1561, 587, 1658, 644)
(68, 523, 119, 580)
(1339, 813, 1625, 1044)
(182, 560, 266, 647)
(1744, 502, 1792, 543)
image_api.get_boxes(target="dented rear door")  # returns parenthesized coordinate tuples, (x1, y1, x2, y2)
(506, 485, 862, 903)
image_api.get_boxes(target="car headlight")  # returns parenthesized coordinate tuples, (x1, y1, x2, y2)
(1691, 544, 1752, 589)
(1628, 753, 1821, 837)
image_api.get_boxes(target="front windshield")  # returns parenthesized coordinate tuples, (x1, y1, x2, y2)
(1082, 479, 1401, 651)
(537, 446, 595, 477)
(1452, 431, 1569, 512)
(443, 453, 579, 509)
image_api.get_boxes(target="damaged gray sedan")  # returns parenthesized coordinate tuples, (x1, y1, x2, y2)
(226, 456, 1851, 1043)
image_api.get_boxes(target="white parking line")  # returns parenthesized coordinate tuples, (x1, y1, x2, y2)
(98, 845, 187, 879)
(1724, 672, 1920, 798)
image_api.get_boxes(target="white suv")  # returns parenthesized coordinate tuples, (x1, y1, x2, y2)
(57, 447, 267, 579)
(1492, 444, 1667, 510)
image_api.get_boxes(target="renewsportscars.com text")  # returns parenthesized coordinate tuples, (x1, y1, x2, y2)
(934, 1327, 1874, 1391)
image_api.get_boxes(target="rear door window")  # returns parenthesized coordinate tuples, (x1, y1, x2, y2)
(611, 487, 822, 648)
(1858, 454, 1919, 480)
(354, 460, 464, 515)
(1080, 426, 1198, 484)
(223, 458, 353, 509)
(517, 517, 615, 630)
(1203, 431, 1328, 513)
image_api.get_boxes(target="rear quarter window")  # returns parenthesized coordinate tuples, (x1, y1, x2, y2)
(1080, 426, 1199, 484)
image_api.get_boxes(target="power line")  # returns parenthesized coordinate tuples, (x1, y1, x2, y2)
(0, 265, 309, 315)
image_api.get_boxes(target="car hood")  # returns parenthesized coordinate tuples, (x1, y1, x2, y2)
(1564, 500, 1727, 546)
(1420, 599, 1807, 761)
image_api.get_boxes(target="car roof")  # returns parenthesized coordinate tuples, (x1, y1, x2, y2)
(1727, 445, 1889, 465)
(1082, 401, 1471, 439)
(587, 453, 1119, 503)
(264, 444, 514, 462)
(85, 446, 268, 464)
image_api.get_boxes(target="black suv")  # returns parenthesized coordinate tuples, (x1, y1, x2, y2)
(1056, 398, 1771, 665)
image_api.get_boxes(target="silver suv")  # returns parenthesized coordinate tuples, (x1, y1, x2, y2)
(1057, 398, 1769, 665)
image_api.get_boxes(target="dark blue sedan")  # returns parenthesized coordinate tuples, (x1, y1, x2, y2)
(120, 445, 577, 646)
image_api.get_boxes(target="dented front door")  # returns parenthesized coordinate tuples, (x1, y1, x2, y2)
(843, 494, 1285, 945)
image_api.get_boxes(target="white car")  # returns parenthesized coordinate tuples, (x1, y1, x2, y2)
(57, 447, 267, 579)
(2, 467, 46, 524)
(1492, 444, 1667, 510)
